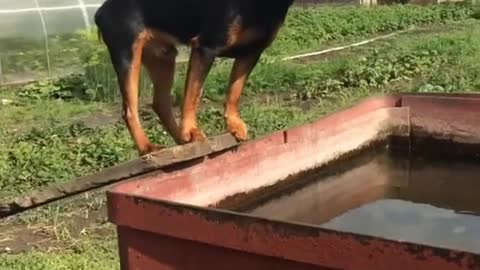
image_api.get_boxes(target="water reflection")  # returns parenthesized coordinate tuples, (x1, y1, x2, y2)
(237, 147, 480, 253)
(322, 199, 480, 253)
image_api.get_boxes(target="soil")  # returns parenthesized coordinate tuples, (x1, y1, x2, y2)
(0, 192, 113, 254)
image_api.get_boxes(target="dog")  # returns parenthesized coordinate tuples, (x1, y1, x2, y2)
(94, 0, 295, 156)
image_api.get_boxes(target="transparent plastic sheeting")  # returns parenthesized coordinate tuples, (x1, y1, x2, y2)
(0, 0, 105, 84)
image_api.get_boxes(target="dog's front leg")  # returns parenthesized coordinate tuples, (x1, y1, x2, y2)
(225, 52, 262, 141)
(180, 45, 215, 143)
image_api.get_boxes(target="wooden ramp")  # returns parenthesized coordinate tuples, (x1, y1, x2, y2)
(0, 134, 239, 219)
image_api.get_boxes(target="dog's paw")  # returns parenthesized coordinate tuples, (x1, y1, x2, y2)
(181, 126, 207, 143)
(139, 144, 164, 156)
(226, 116, 248, 141)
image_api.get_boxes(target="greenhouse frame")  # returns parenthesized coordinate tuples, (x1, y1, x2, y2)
(0, 0, 104, 85)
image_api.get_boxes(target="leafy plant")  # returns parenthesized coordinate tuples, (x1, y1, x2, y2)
(2, 5, 480, 200)
(17, 74, 97, 101)
(268, 2, 475, 57)
(2, 2, 476, 100)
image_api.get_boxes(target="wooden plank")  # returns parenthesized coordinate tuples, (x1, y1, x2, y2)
(0, 133, 238, 219)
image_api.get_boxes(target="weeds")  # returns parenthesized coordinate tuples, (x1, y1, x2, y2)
(0, 239, 118, 270)
(0, 103, 314, 198)
(268, 2, 474, 57)
(17, 74, 97, 101)
(295, 49, 446, 99)
(7, 3, 477, 102)
(2, 23, 480, 198)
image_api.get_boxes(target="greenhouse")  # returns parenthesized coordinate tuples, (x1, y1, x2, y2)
(0, 0, 103, 85)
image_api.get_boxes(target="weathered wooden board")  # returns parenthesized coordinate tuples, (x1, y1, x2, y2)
(0, 134, 238, 218)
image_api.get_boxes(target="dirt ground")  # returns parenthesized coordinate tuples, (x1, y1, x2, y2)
(0, 191, 113, 254)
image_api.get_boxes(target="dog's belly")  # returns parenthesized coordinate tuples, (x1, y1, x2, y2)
(138, 0, 290, 53)
(217, 37, 274, 58)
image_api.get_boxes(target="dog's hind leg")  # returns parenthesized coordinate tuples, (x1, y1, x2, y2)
(103, 30, 158, 155)
(225, 52, 261, 141)
(143, 45, 183, 145)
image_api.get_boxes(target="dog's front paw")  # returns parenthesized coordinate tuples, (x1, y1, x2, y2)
(181, 126, 207, 143)
(139, 144, 164, 156)
(226, 116, 248, 141)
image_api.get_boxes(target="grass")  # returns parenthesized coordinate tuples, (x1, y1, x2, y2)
(2, 2, 475, 96)
(0, 98, 111, 134)
(0, 240, 118, 270)
(266, 2, 476, 57)
(2, 19, 480, 199)
(1, 3, 480, 269)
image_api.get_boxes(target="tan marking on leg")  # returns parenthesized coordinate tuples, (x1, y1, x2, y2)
(225, 53, 261, 141)
(122, 30, 156, 156)
(180, 48, 214, 143)
(143, 43, 183, 145)
(227, 17, 263, 47)
(144, 28, 181, 47)
(121, 29, 183, 155)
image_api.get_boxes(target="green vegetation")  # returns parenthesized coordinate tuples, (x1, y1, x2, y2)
(267, 2, 475, 56)
(0, 240, 118, 270)
(1, 2, 480, 269)
(1, 2, 475, 88)
(2, 21, 480, 199)
(1, 4, 480, 199)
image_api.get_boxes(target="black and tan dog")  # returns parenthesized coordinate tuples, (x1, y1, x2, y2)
(94, 0, 295, 156)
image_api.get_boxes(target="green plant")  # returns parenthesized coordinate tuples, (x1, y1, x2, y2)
(17, 74, 96, 101)
(267, 2, 475, 57)
(75, 2, 480, 102)
(3, 7, 480, 201)
(3, 2, 475, 99)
